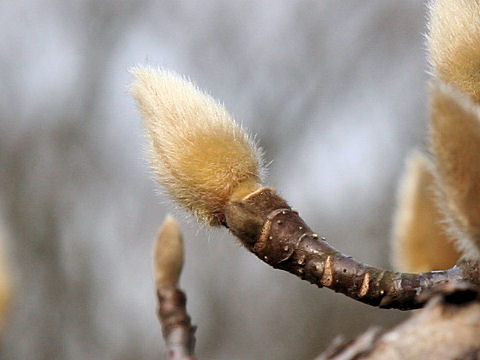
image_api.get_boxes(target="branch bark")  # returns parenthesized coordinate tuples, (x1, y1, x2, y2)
(315, 284, 480, 359)
(223, 187, 480, 310)
(157, 287, 196, 360)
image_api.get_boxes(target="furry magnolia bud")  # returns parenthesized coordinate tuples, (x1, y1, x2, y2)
(130, 67, 264, 225)
(427, 0, 480, 102)
(430, 82, 480, 259)
(392, 151, 459, 272)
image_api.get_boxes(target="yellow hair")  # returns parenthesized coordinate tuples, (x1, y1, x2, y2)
(427, 0, 480, 103)
(130, 67, 264, 225)
(429, 82, 480, 259)
(392, 151, 459, 272)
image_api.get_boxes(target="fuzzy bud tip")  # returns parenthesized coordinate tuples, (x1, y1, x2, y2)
(153, 215, 184, 288)
(130, 66, 264, 225)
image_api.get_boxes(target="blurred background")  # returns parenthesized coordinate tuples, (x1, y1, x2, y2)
(0, 1, 429, 359)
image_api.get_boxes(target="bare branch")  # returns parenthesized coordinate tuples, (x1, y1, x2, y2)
(156, 288, 196, 360)
(224, 187, 480, 310)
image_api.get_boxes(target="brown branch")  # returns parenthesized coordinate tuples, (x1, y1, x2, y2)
(153, 216, 196, 360)
(157, 287, 196, 360)
(315, 283, 480, 359)
(223, 187, 480, 310)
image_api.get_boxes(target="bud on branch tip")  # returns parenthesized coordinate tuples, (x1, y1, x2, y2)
(130, 66, 264, 225)
(153, 215, 184, 288)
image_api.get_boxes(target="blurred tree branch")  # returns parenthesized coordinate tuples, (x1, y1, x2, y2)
(0, 1, 147, 358)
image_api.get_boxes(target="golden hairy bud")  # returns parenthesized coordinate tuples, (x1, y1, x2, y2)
(427, 0, 480, 102)
(430, 82, 480, 259)
(392, 151, 459, 272)
(130, 67, 264, 225)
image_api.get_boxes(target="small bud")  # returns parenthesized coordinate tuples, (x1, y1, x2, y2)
(130, 67, 264, 225)
(427, 0, 480, 102)
(153, 216, 184, 288)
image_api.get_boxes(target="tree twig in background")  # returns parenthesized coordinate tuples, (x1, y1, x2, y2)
(153, 216, 196, 360)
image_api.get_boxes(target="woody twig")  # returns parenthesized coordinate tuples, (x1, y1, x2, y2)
(223, 187, 480, 310)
